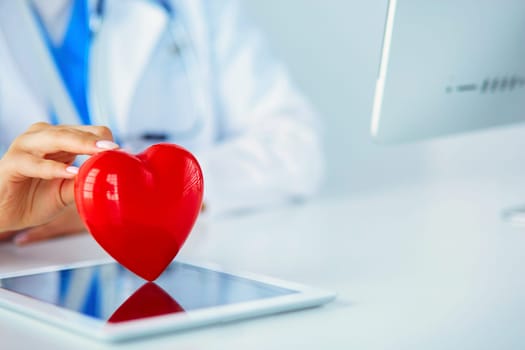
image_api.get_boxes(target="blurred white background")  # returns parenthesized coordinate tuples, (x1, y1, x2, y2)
(244, 0, 525, 197)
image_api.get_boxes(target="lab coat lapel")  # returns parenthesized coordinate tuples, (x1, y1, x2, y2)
(0, 0, 81, 125)
(89, 0, 169, 135)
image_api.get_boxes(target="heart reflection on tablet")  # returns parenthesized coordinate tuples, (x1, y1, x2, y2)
(0, 261, 335, 341)
(108, 282, 184, 323)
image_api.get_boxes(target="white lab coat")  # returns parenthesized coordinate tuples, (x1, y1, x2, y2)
(0, 0, 323, 215)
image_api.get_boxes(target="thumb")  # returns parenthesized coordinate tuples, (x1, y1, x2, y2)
(14, 204, 86, 245)
(14, 223, 54, 245)
(0, 230, 20, 242)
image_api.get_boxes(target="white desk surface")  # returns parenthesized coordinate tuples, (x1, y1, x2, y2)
(1, 175, 525, 350)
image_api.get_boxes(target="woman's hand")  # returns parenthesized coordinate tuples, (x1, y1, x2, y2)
(0, 122, 118, 235)
(2, 203, 86, 245)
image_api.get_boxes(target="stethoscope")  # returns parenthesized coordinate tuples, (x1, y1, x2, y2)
(79, 0, 204, 147)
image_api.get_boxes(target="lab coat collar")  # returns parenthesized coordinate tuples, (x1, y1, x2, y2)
(0, 0, 79, 125)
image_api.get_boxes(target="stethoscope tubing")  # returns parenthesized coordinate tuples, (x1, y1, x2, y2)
(89, 0, 204, 144)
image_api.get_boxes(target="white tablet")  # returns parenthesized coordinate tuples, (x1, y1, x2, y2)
(0, 259, 335, 342)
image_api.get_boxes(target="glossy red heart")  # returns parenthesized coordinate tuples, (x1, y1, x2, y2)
(75, 144, 204, 281)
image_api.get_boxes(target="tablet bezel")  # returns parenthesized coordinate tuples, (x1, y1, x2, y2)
(0, 259, 335, 342)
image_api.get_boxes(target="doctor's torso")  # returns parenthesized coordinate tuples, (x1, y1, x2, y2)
(0, 0, 218, 154)
(0, 0, 324, 215)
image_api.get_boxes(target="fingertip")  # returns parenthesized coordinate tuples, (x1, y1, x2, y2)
(49, 165, 77, 180)
(96, 126, 114, 140)
(65, 166, 79, 175)
(95, 140, 119, 151)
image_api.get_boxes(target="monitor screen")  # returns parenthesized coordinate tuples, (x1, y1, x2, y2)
(372, 0, 525, 143)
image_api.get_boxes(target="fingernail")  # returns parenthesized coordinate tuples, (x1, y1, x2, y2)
(96, 140, 119, 150)
(66, 166, 79, 175)
(14, 234, 28, 245)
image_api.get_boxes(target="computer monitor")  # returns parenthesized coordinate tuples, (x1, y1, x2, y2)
(371, 0, 525, 143)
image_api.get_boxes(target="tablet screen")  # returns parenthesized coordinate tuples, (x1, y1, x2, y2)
(0, 262, 297, 323)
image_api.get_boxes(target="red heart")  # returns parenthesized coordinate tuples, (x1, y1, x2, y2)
(75, 144, 204, 281)
(108, 283, 184, 323)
